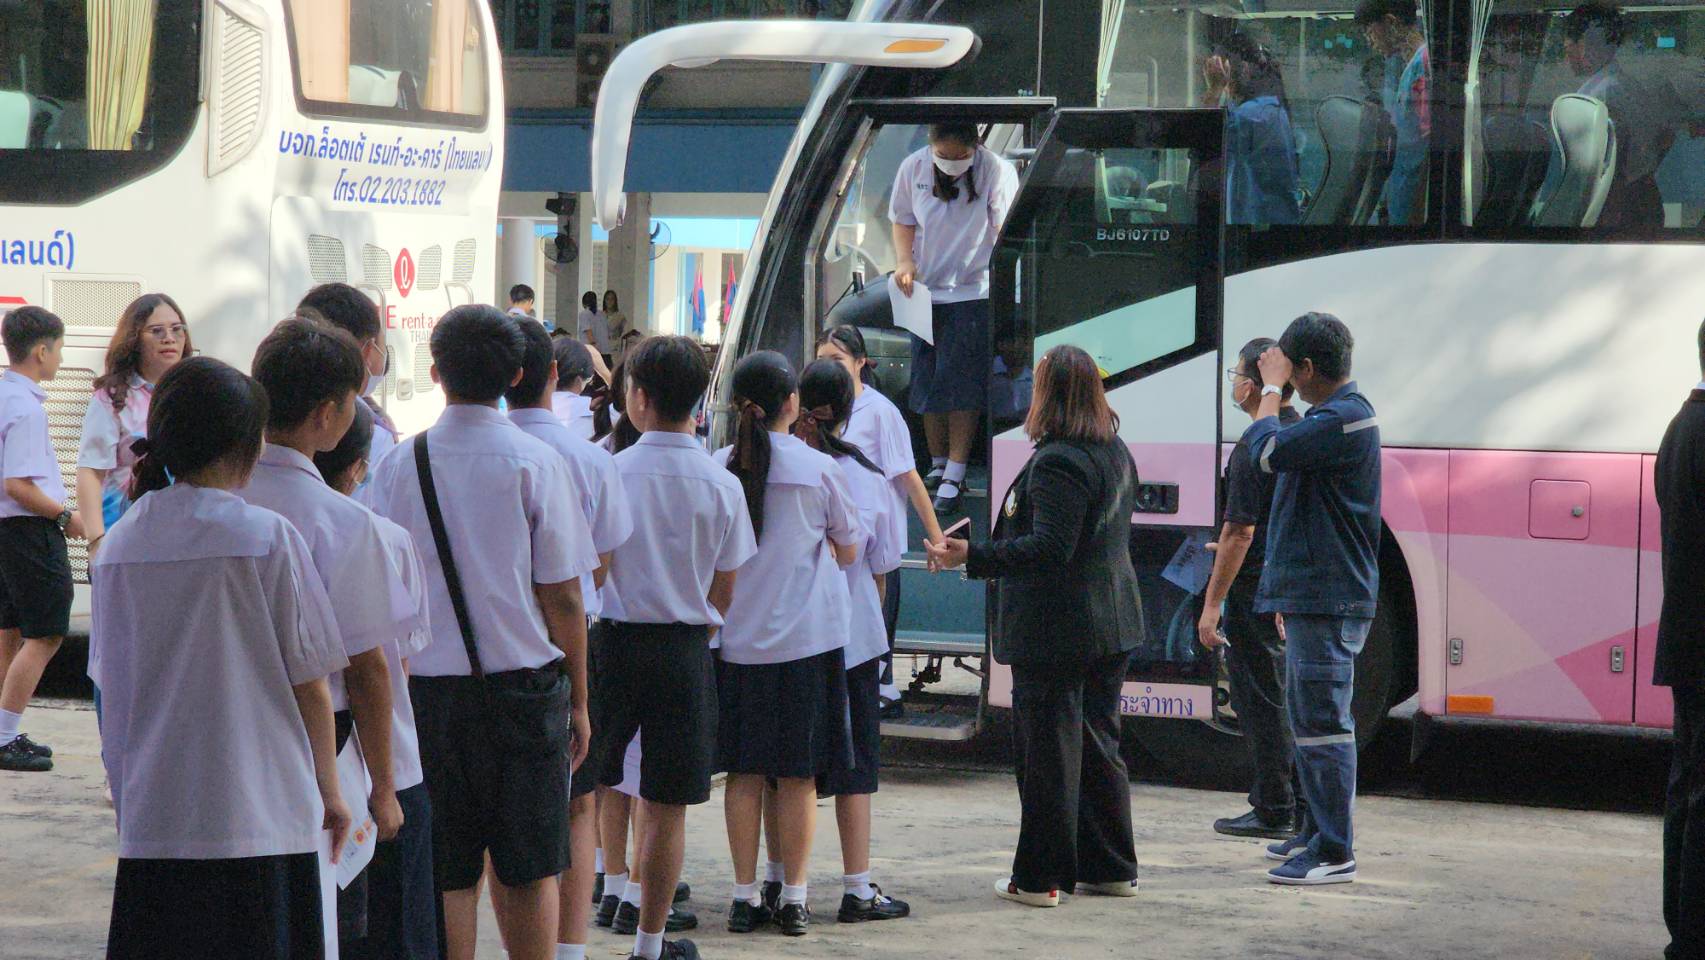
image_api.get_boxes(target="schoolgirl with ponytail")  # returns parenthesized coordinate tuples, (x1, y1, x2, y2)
(712, 350, 863, 937)
(93, 356, 354, 960)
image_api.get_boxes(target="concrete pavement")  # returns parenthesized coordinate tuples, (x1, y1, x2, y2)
(0, 700, 1668, 959)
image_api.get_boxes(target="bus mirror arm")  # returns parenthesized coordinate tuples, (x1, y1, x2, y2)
(590, 20, 979, 229)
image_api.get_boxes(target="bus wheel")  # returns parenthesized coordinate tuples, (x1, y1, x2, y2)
(1125, 587, 1401, 792)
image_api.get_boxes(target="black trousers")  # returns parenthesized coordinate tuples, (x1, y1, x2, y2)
(1666, 685, 1705, 959)
(879, 567, 902, 690)
(1226, 575, 1300, 824)
(1009, 652, 1140, 893)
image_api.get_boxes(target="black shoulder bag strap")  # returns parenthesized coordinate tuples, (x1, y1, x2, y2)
(414, 431, 486, 683)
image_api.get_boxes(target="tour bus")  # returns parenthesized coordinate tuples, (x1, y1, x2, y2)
(594, 0, 1704, 781)
(0, 0, 504, 625)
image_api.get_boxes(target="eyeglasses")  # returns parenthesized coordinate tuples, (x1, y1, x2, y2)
(143, 323, 187, 342)
(1225, 367, 1253, 383)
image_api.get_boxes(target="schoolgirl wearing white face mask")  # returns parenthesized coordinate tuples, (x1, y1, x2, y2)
(888, 122, 1019, 518)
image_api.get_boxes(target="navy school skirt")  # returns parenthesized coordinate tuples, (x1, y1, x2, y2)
(908, 298, 991, 415)
(716, 648, 854, 781)
(107, 852, 324, 960)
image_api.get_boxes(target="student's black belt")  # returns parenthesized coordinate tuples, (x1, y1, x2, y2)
(414, 432, 569, 703)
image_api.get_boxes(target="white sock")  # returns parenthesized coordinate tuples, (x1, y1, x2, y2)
(844, 871, 875, 900)
(555, 946, 585, 960)
(879, 682, 901, 702)
(0, 708, 20, 746)
(928, 456, 946, 475)
(622, 880, 643, 908)
(943, 460, 967, 484)
(733, 880, 760, 906)
(634, 929, 663, 960)
(603, 872, 627, 902)
(782, 882, 808, 906)
(764, 861, 785, 883)
(594, 848, 605, 873)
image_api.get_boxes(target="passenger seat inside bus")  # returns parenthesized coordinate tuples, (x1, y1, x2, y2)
(1530, 94, 1617, 228)
(1303, 96, 1393, 226)
(0, 91, 30, 149)
(1473, 112, 1552, 228)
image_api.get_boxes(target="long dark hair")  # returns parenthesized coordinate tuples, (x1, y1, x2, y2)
(794, 359, 879, 474)
(94, 293, 191, 412)
(816, 324, 875, 386)
(1217, 33, 1289, 108)
(929, 123, 981, 204)
(313, 400, 374, 491)
(592, 358, 641, 453)
(726, 351, 797, 541)
(131, 357, 268, 498)
(1024, 345, 1120, 445)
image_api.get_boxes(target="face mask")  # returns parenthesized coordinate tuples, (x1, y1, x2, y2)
(933, 153, 974, 177)
(364, 371, 385, 398)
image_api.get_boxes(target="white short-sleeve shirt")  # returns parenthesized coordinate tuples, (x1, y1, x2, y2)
(76, 375, 153, 503)
(844, 387, 915, 560)
(888, 144, 1019, 304)
(602, 431, 756, 627)
(577, 309, 611, 354)
(91, 483, 348, 859)
(364, 404, 599, 676)
(371, 514, 430, 790)
(0, 370, 64, 517)
(837, 453, 901, 669)
(509, 407, 633, 618)
(365, 397, 401, 471)
(711, 433, 861, 665)
(238, 445, 405, 711)
(552, 391, 596, 442)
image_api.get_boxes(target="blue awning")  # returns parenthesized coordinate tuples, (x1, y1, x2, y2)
(503, 111, 801, 194)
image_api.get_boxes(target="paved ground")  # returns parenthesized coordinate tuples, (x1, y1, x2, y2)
(0, 699, 1669, 960)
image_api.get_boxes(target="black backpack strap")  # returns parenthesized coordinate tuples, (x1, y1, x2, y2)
(414, 431, 484, 681)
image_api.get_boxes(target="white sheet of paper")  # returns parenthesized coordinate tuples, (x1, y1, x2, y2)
(1161, 530, 1217, 596)
(888, 279, 933, 345)
(332, 733, 377, 890)
(317, 834, 340, 960)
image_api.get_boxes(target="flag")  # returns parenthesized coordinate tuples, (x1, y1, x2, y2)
(723, 260, 738, 324)
(689, 258, 706, 337)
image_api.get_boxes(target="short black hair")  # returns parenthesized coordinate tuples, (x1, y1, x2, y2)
(1238, 337, 1295, 400)
(252, 317, 366, 430)
(504, 318, 555, 408)
(314, 399, 374, 486)
(2, 306, 64, 363)
(510, 283, 535, 305)
(582, 291, 599, 312)
(431, 304, 526, 402)
(1564, 1, 1626, 45)
(1354, 0, 1419, 27)
(1278, 312, 1355, 383)
(627, 335, 708, 424)
(553, 336, 594, 388)
(298, 283, 381, 343)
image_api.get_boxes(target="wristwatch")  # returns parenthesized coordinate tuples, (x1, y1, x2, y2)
(1261, 384, 1284, 397)
(54, 509, 72, 532)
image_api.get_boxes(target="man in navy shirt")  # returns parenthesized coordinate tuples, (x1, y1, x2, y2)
(1241, 312, 1381, 886)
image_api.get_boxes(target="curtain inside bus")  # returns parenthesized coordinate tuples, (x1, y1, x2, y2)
(86, 0, 157, 150)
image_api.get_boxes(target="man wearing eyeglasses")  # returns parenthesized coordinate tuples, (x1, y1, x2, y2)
(1196, 337, 1302, 841)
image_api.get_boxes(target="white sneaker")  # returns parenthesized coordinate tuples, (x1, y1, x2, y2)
(1075, 879, 1139, 897)
(993, 877, 1059, 907)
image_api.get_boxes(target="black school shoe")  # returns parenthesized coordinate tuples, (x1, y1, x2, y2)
(761, 880, 782, 913)
(596, 894, 622, 928)
(727, 898, 774, 933)
(1212, 809, 1295, 841)
(838, 885, 911, 923)
(932, 486, 962, 517)
(591, 873, 604, 906)
(675, 880, 691, 903)
(0, 737, 51, 772)
(776, 902, 811, 936)
(628, 938, 699, 960)
(612, 901, 697, 935)
(11, 733, 50, 757)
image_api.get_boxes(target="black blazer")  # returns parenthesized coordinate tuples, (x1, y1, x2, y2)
(967, 436, 1145, 667)
(1655, 389, 1705, 687)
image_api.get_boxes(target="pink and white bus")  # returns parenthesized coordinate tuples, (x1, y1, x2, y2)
(592, 0, 1705, 779)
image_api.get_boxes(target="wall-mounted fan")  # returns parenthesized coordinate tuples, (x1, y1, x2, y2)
(542, 231, 578, 268)
(648, 220, 671, 261)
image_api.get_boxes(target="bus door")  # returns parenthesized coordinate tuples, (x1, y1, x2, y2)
(987, 107, 1227, 720)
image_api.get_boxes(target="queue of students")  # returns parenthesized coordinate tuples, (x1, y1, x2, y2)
(1, 286, 930, 959)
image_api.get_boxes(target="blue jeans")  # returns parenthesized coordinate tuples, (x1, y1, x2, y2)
(1284, 614, 1371, 863)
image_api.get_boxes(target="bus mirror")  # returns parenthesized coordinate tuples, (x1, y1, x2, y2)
(591, 20, 978, 229)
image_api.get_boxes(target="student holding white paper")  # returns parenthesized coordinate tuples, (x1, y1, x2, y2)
(888, 122, 1019, 517)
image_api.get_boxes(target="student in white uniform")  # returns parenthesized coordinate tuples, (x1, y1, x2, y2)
(791, 359, 911, 923)
(577, 291, 611, 362)
(314, 402, 441, 960)
(364, 305, 598, 960)
(551, 337, 598, 442)
(0, 307, 82, 773)
(816, 325, 944, 710)
(594, 335, 756, 960)
(711, 350, 861, 939)
(93, 356, 352, 959)
(299, 283, 401, 469)
(239, 317, 406, 944)
(888, 122, 1019, 516)
(501, 319, 660, 960)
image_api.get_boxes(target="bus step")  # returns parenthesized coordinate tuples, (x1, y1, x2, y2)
(880, 704, 979, 742)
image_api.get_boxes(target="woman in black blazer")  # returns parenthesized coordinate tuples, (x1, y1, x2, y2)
(927, 344, 1144, 907)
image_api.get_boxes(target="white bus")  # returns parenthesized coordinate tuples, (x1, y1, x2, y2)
(594, 0, 1705, 783)
(0, 0, 504, 621)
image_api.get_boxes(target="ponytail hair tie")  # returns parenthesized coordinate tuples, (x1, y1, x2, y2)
(800, 404, 835, 426)
(738, 398, 767, 420)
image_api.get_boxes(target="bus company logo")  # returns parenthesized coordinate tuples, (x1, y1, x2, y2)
(394, 249, 415, 298)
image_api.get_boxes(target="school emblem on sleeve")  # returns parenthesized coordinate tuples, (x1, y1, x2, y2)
(1004, 488, 1018, 518)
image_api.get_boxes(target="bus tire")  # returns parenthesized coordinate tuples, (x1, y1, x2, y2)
(1125, 570, 1406, 792)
